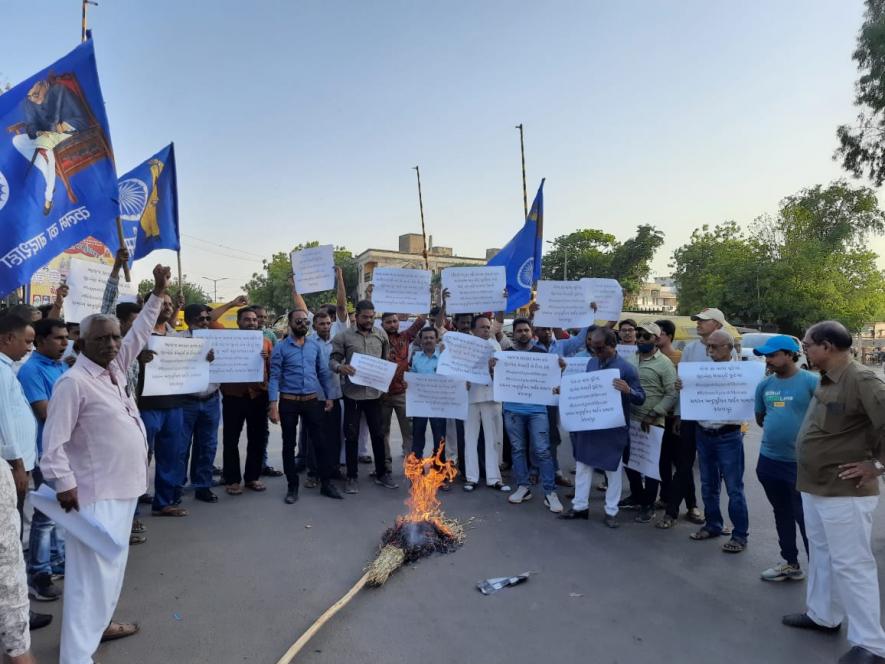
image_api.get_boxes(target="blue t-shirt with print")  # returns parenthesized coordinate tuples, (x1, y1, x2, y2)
(754, 369, 819, 463)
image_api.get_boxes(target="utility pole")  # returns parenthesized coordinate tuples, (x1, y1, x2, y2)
(202, 276, 228, 302)
(515, 124, 528, 219)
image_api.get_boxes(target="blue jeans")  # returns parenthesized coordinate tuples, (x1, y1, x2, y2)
(504, 411, 555, 493)
(28, 466, 65, 579)
(142, 407, 186, 511)
(695, 427, 749, 541)
(411, 417, 447, 459)
(180, 393, 221, 491)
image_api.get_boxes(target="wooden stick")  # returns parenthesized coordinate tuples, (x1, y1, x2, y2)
(114, 216, 131, 282)
(176, 251, 183, 297)
(275, 571, 371, 664)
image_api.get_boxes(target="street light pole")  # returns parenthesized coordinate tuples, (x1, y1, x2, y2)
(202, 276, 228, 302)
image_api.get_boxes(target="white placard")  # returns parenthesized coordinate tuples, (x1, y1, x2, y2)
(441, 266, 507, 314)
(626, 420, 664, 480)
(405, 373, 468, 420)
(370, 268, 431, 314)
(290, 244, 335, 294)
(348, 352, 398, 392)
(437, 331, 494, 385)
(191, 329, 264, 383)
(559, 369, 625, 432)
(533, 280, 595, 329)
(678, 361, 765, 421)
(142, 336, 210, 396)
(64, 258, 138, 323)
(492, 351, 560, 406)
(617, 344, 637, 359)
(562, 356, 589, 376)
(581, 278, 624, 322)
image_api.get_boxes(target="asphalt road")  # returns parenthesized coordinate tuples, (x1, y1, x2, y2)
(28, 422, 885, 664)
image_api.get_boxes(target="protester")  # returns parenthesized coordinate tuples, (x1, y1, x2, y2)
(41, 264, 172, 663)
(617, 319, 637, 346)
(408, 326, 447, 463)
(330, 299, 397, 492)
(753, 335, 816, 582)
(782, 321, 885, 664)
(560, 327, 645, 528)
(308, 309, 345, 480)
(652, 318, 684, 520)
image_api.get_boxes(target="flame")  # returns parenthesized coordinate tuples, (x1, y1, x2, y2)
(403, 440, 457, 528)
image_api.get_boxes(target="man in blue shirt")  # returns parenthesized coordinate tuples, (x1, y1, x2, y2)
(268, 308, 340, 503)
(754, 335, 818, 582)
(17, 318, 68, 602)
(409, 327, 446, 461)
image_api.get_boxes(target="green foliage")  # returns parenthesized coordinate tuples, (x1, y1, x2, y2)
(137, 277, 210, 305)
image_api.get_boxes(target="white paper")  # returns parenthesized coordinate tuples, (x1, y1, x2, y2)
(30, 484, 125, 562)
(559, 369, 625, 432)
(581, 278, 624, 322)
(290, 245, 335, 294)
(142, 336, 210, 396)
(492, 351, 561, 406)
(562, 356, 590, 376)
(405, 373, 468, 420)
(678, 361, 766, 421)
(626, 421, 664, 480)
(348, 352, 398, 392)
(441, 266, 507, 314)
(533, 280, 595, 329)
(64, 258, 138, 323)
(191, 329, 263, 383)
(617, 344, 637, 359)
(436, 331, 494, 386)
(370, 268, 431, 314)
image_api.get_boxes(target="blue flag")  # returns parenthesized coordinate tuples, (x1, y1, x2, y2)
(487, 180, 544, 311)
(0, 40, 119, 296)
(98, 143, 180, 262)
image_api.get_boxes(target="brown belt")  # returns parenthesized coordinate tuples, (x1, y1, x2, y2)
(280, 393, 317, 401)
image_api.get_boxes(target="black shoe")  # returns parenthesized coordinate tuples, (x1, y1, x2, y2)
(603, 515, 620, 529)
(358, 455, 373, 464)
(195, 489, 218, 503)
(29, 609, 52, 630)
(320, 482, 343, 500)
(138, 493, 153, 505)
(782, 613, 841, 633)
(374, 474, 399, 490)
(28, 572, 62, 601)
(635, 507, 655, 524)
(558, 508, 589, 520)
(262, 465, 284, 477)
(838, 646, 885, 663)
(617, 497, 642, 511)
(284, 491, 299, 504)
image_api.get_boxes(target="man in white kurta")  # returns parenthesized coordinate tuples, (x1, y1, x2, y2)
(41, 265, 170, 664)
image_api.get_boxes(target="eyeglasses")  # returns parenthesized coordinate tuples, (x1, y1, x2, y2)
(196, 316, 211, 322)
(636, 332, 653, 341)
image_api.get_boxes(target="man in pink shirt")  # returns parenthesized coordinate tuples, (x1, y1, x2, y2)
(41, 264, 170, 664)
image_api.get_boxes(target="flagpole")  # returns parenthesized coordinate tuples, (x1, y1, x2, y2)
(115, 217, 131, 282)
(81, 1, 97, 43)
(515, 124, 528, 219)
(177, 251, 183, 299)
(412, 166, 429, 271)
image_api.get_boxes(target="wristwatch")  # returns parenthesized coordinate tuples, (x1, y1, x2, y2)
(873, 460, 885, 476)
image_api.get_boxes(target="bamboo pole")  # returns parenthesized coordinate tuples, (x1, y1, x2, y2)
(516, 124, 527, 219)
(114, 217, 131, 282)
(412, 166, 429, 270)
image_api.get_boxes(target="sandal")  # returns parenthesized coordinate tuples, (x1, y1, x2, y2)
(722, 538, 746, 553)
(151, 506, 189, 517)
(689, 527, 720, 541)
(655, 515, 677, 530)
(131, 520, 146, 534)
(225, 483, 243, 495)
(101, 621, 139, 642)
(245, 481, 267, 492)
(129, 534, 147, 545)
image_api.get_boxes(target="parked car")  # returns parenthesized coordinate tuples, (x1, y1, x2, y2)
(739, 332, 809, 369)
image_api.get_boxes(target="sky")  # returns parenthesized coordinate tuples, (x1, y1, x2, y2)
(2, 0, 883, 301)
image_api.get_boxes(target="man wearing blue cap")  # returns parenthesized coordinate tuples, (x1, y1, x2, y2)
(753, 335, 818, 582)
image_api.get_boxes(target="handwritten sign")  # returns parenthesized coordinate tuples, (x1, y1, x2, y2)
(559, 369, 624, 432)
(562, 356, 590, 376)
(441, 266, 506, 314)
(370, 268, 431, 314)
(64, 258, 137, 323)
(191, 329, 263, 383)
(405, 373, 468, 420)
(616, 344, 637, 360)
(142, 336, 209, 396)
(581, 278, 623, 322)
(348, 352, 398, 392)
(492, 351, 560, 406)
(626, 420, 664, 480)
(533, 280, 595, 329)
(678, 361, 765, 421)
(437, 331, 495, 385)
(290, 245, 335, 294)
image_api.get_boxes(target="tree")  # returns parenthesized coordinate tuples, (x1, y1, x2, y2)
(138, 277, 210, 305)
(242, 243, 358, 316)
(836, 0, 885, 184)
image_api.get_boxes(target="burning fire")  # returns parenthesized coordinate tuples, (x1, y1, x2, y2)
(403, 441, 457, 528)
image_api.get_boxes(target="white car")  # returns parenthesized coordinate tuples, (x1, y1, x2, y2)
(739, 333, 809, 369)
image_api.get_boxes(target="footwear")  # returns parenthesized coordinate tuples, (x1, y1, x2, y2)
(554, 473, 574, 488)
(43, 200, 52, 215)
(28, 572, 62, 601)
(617, 496, 642, 511)
(721, 537, 746, 553)
(29, 609, 52, 630)
(101, 621, 139, 642)
(761, 562, 806, 582)
(244, 480, 267, 492)
(194, 489, 218, 503)
(358, 455, 373, 464)
(131, 519, 146, 534)
(491, 482, 512, 492)
(261, 465, 284, 477)
(345, 478, 359, 494)
(634, 507, 655, 524)
(138, 493, 153, 505)
(320, 482, 343, 500)
(129, 533, 147, 545)
(595, 479, 608, 492)
(690, 527, 720, 541)
(508, 486, 533, 504)
(374, 474, 399, 489)
(558, 508, 589, 520)
(603, 514, 620, 529)
(655, 515, 677, 529)
(284, 491, 299, 504)
(152, 506, 189, 517)
(463, 482, 476, 492)
(838, 646, 885, 663)
(654, 499, 666, 510)
(782, 612, 841, 633)
(304, 477, 319, 489)
(721, 525, 733, 536)
(225, 483, 243, 496)
(685, 507, 705, 524)
(544, 492, 563, 513)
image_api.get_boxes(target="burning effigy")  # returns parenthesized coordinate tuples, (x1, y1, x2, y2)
(276, 442, 463, 664)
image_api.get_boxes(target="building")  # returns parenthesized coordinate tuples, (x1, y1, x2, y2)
(355, 233, 492, 299)
(633, 277, 678, 313)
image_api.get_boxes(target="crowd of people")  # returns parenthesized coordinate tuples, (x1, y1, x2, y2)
(1, 249, 884, 664)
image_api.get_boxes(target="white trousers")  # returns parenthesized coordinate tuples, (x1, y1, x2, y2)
(573, 460, 623, 516)
(445, 419, 459, 464)
(12, 132, 59, 203)
(60, 498, 137, 664)
(464, 401, 502, 485)
(802, 492, 885, 657)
